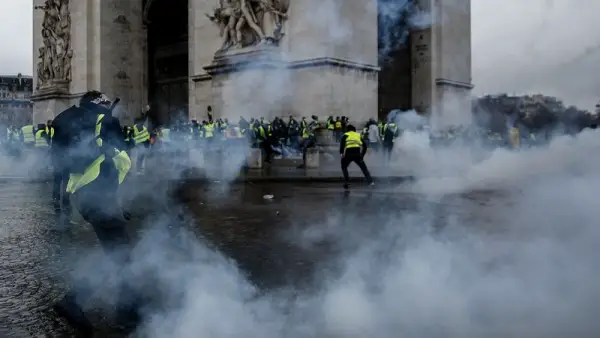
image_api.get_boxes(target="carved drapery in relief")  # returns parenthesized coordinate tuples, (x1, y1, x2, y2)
(206, 0, 289, 54)
(34, 0, 73, 89)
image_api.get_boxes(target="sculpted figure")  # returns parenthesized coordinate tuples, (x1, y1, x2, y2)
(35, 0, 72, 86)
(208, 0, 288, 53)
(239, 0, 265, 43)
(207, 0, 242, 51)
(257, 0, 288, 44)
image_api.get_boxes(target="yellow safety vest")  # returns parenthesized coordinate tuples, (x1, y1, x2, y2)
(45, 126, 54, 139)
(327, 120, 334, 130)
(35, 129, 48, 147)
(133, 125, 150, 144)
(335, 121, 342, 129)
(256, 126, 266, 141)
(66, 114, 131, 193)
(21, 125, 35, 144)
(204, 123, 214, 138)
(344, 131, 362, 149)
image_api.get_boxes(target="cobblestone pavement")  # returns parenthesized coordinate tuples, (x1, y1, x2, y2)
(0, 181, 76, 337)
(0, 178, 513, 337)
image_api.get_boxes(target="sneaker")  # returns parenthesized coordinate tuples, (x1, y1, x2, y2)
(343, 183, 350, 189)
(369, 182, 375, 187)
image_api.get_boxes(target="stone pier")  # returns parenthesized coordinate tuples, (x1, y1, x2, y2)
(31, 0, 472, 126)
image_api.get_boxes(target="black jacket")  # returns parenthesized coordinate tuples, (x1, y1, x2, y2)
(51, 102, 124, 175)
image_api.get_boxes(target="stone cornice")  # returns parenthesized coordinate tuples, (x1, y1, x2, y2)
(435, 78, 474, 89)
(193, 56, 380, 82)
(31, 90, 84, 102)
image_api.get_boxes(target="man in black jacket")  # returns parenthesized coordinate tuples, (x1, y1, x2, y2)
(51, 90, 140, 334)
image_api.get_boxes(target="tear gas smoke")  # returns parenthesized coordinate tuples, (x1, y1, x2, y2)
(115, 119, 600, 338)
(10, 0, 598, 337)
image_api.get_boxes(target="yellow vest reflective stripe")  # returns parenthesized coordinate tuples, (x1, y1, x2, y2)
(35, 129, 48, 147)
(204, 124, 214, 138)
(21, 125, 35, 144)
(45, 126, 55, 139)
(385, 123, 398, 133)
(95, 114, 105, 147)
(344, 131, 362, 149)
(133, 125, 150, 144)
(66, 150, 131, 194)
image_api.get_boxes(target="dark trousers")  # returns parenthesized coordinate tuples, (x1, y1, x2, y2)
(52, 169, 70, 215)
(341, 150, 373, 183)
(61, 179, 140, 321)
(382, 142, 393, 160)
(334, 130, 342, 142)
(135, 145, 147, 171)
(261, 139, 273, 163)
(301, 137, 316, 164)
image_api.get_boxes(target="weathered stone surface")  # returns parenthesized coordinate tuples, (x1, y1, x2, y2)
(32, 0, 472, 126)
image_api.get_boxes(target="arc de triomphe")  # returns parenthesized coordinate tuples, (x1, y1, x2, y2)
(31, 0, 472, 126)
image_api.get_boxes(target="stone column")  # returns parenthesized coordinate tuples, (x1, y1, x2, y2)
(31, 0, 82, 124)
(411, 0, 473, 127)
(31, 0, 145, 125)
(97, 0, 145, 125)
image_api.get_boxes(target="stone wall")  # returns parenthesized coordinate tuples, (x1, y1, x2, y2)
(190, 0, 380, 123)
(98, 0, 145, 125)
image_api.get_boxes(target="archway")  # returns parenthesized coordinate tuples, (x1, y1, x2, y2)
(145, 0, 189, 126)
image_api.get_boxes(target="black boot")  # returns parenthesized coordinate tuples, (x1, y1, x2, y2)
(114, 306, 141, 333)
(52, 293, 94, 335)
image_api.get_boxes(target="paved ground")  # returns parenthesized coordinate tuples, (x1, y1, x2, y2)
(0, 173, 515, 337)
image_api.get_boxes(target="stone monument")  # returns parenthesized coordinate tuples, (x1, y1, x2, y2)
(31, 0, 472, 125)
(31, 0, 74, 123)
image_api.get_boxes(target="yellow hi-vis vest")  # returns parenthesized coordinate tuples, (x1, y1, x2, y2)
(133, 125, 150, 144)
(21, 125, 35, 144)
(34, 129, 48, 147)
(344, 131, 362, 149)
(45, 126, 54, 140)
(204, 123, 214, 138)
(66, 114, 131, 194)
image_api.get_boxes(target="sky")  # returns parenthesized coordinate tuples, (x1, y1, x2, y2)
(1, 0, 598, 109)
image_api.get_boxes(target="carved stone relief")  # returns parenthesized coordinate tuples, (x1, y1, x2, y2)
(206, 0, 289, 54)
(34, 0, 73, 89)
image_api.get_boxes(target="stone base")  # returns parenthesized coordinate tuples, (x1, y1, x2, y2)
(305, 148, 320, 168)
(31, 82, 77, 124)
(247, 148, 263, 169)
(193, 52, 378, 124)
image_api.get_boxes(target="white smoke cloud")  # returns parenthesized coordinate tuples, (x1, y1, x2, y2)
(20, 1, 600, 337)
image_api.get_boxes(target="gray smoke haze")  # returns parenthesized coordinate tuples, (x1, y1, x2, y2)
(472, 0, 600, 109)
(3, 0, 599, 336)
(110, 2, 600, 338)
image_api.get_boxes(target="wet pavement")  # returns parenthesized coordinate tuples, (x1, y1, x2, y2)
(0, 177, 513, 337)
